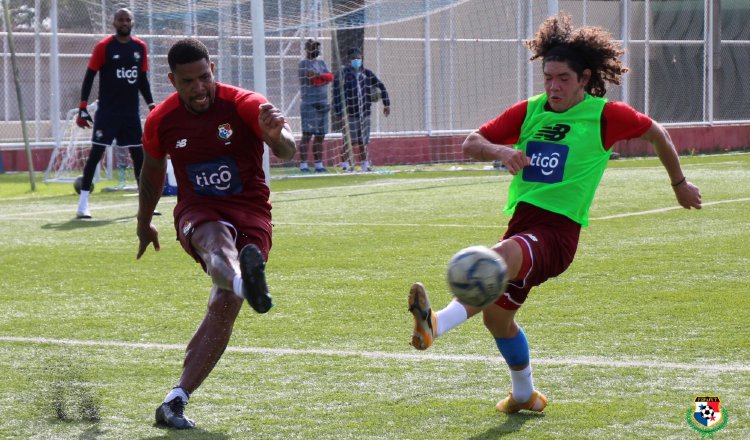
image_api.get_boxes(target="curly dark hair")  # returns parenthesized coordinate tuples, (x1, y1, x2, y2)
(525, 12, 628, 97)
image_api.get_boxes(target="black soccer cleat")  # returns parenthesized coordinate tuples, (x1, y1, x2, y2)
(155, 397, 195, 429)
(239, 244, 273, 313)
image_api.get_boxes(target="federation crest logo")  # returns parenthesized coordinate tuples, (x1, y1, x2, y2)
(182, 220, 193, 238)
(217, 123, 233, 143)
(686, 396, 728, 438)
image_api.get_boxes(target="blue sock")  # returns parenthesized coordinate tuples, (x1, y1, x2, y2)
(495, 327, 530, 368)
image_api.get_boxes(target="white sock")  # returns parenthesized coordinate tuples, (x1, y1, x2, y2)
(300, 162, 309, 170)
(232, 274, 244, 299)
(315, 161, 324, 169)
(435, 299, 468, 337)
(361, 160, 370, 170)
(510, 365, 534, 403)
(164, 387, 189, 404)
(341, 161, 350, 169)
(77, 190, 90, 212)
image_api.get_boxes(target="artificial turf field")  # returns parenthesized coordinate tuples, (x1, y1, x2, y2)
(0, 153, 748, 439)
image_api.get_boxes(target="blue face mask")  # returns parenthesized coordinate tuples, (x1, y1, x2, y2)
(351, 59, 362, 69)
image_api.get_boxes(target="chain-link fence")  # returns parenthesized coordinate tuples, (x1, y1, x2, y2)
(1, 0, 747, 175)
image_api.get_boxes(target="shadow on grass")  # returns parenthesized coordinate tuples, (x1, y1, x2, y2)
(41, 216, 135, 231)
(468, 412, 545, 439)
(144, 426, 230, 439)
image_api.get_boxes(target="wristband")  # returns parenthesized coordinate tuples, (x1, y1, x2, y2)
(671, 177, 686, 187)
(79, 100, 88, 109)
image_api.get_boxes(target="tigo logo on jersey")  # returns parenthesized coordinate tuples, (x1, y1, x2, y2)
(186, 156, 243, 197)
(116, 66, 139, 84)
(522, 141, 568, 183)
(217, 123, 233, 143)
(685, 396, 728, 437)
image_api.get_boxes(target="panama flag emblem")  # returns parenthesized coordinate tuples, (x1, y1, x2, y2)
(686, 396, 728, 437)
(217, 123, 233, 141)
(693, 397, 722, 427)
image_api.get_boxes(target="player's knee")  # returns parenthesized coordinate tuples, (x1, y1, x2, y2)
(207, 288, 242, 322)
(482, 310, 518, 338)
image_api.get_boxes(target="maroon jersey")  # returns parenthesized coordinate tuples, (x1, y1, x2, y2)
(143, 83, 271, 222)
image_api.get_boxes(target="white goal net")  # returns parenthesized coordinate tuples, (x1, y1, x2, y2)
(43, 101, 138, 190)
(17, 0, 739, 180)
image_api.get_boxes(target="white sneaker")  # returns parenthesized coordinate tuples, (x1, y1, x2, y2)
(76, 209, 91, 219)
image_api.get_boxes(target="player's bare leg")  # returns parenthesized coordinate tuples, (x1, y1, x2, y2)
(155, 222, 245, 429)
(179, 284, 243, 393)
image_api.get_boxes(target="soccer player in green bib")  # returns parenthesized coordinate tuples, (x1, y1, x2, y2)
(408, 13, 702, 414)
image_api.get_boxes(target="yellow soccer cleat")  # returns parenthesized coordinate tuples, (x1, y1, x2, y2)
(408, 282, 437, 350)
(496, 390, 548, 414)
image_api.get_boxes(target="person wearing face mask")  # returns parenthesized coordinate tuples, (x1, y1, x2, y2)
(332, 47, 390, 172)
(298, 39, 333, 173)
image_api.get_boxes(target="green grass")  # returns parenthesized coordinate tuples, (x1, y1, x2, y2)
(0, 154, 748, 439)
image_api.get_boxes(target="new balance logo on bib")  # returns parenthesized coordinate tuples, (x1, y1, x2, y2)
(533, 123, 571, 142)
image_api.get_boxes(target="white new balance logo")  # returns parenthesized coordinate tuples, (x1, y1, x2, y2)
(176, 139, 187, 148)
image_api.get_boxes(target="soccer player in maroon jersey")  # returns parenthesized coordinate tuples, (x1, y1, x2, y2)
(136, 38, 296, 429)
(75, 8, 155, 219)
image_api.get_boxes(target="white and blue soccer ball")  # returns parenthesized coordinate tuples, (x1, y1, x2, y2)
(447, 245, 508, 307)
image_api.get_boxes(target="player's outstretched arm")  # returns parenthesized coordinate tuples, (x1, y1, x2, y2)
(258, 102, 296, 160)
(462, 130, 529, 175)
(136, 152, 167, 259)
(640, 122, 702, 210)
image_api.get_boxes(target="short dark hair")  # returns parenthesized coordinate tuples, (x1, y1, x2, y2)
(168, 38, 210, 72)
(305, 39, 320, 51)
(347, 47, 361, 58)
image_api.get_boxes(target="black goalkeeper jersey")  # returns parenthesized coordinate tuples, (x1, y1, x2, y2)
(87, 35, 149, 114)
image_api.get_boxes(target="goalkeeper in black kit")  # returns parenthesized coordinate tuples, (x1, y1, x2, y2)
(74, 8, 155, 219)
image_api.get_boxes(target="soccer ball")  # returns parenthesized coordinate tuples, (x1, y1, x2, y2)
(446, 245, 508, 307)
(701, 406, 715, 419)
(73, 176, 93, 195)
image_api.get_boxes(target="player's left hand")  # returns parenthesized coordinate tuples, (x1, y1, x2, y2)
(673, 180, 702, 209)
(383, 106, 390, 117)
(259, 102, 286, 139)
(136, 222, 160, 259)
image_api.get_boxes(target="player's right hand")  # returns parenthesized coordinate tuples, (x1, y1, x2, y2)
(76, 101, 93, 129)
(498, 147, 530, 176)
(136, 222, 160, 259)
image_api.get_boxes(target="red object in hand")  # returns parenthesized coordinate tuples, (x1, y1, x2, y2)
(310, 72, 333, 86)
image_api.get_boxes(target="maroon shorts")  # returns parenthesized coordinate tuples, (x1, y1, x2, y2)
(174, 202, 272, 271)
(496, 202, 581, 310)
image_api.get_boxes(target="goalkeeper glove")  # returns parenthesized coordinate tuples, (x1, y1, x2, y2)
(76, 101, 93, 128)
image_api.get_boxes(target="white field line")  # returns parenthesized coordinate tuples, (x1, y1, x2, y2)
(1, 336, 748, 373)
(274, 197, 750, 228)
(589, 197, 750, 220)
(1, 190, 747, 226)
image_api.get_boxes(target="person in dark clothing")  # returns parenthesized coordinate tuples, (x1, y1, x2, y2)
(332, 47, 390, 172)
